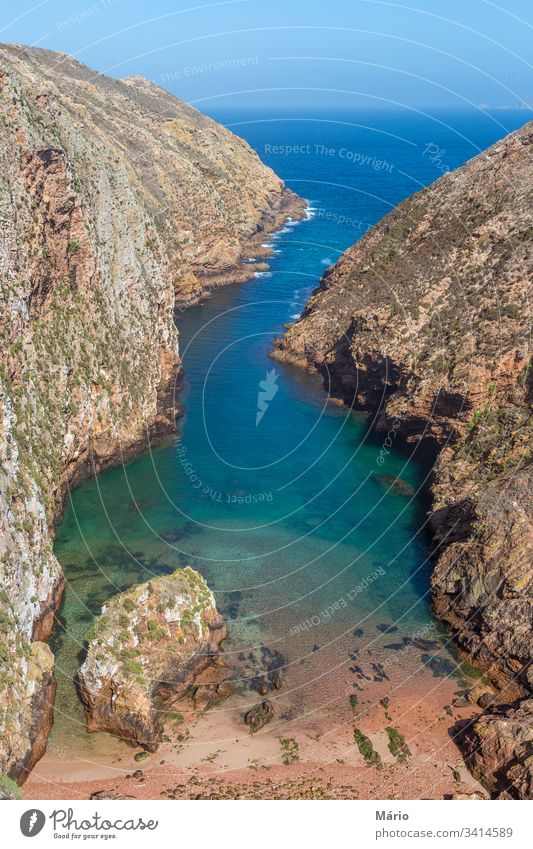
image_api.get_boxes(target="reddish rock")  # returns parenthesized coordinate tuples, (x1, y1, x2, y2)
(273, 121, 533, 792)
(459, 699, 533, 799)
(78, 567, 226, 750)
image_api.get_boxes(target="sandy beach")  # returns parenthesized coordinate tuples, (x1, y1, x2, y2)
(24, 656, 486, 800)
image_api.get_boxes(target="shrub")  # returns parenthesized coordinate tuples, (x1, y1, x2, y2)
(0, 773, 22, 800)
(354, 728, 381, 767)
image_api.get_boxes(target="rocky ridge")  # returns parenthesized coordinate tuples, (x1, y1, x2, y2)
(78, 567, 227, 750)
(273, 121, 532, 796)
(0, 44, 303, 782)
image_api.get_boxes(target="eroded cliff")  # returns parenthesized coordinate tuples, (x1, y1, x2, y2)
(273, 121, 532, 796)
(0, 43, 302, 782)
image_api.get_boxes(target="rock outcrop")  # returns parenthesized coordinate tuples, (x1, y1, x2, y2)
(78, 567, 226, 750)
(0, 43, 302, 781)
(273, 121, 532, 795)
(459, 699, 533, 798)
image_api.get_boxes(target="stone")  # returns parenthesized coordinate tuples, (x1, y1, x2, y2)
(450, 792, 486, 800)
(78, 567, 227, 750)
(244, 701, 274, 733)
(270, 670, 283, 690)
(466, 684, 496, 706)
(458, 698, 533, 799)
(90, 790, 135, 800)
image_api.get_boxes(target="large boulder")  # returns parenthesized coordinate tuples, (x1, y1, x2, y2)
(78, 567, 226, 750)
(458, 699, 533, 799)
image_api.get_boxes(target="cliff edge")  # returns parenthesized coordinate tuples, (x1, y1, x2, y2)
(273, 121, 532, 797)
(0, 44, 302, 782)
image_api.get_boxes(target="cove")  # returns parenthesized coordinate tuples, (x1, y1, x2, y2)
(48, 109, 525, 759)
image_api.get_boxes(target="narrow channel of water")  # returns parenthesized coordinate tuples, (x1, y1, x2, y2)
(49, 109, 526, 759)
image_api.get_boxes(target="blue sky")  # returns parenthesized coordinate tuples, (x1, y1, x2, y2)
(1, 0, 532, 110)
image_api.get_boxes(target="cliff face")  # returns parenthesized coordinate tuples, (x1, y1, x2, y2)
(274, 122, 532, 795)
(78, 567, 227, 750)
(0, 44, 302, 782)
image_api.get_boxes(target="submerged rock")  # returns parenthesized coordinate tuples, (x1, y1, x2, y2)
(78, 566, 226, 750)
(372, 474, 415, 497)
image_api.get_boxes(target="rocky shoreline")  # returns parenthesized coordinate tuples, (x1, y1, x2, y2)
(273, 122, 532, 797)
(0, 44, 304, 784)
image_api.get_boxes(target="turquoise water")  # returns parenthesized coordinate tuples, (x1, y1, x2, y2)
(50, 109, 530, 752)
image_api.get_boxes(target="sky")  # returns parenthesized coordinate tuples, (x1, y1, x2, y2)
(0, 0, 532, 111)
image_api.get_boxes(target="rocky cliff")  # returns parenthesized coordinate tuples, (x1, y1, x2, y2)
(78, 567, 227, 749)
(273, 122, 532, 796)
(0, 43, 302, 783)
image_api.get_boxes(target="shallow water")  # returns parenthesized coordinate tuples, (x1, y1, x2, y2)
(49, 108, 529, 757)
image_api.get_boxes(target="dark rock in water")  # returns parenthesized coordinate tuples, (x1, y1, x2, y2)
(226, 590, 242, 618)
(372, 474, 415, 498)
(256, 679, 269, 697)
(377, 623, 398, 634)
(422, 654, 457, 678)
(244, 700, 274, 733)
(160, 531, 182, 542)
(412, 638, 444, 651)
(90, 790, 135, 800)
(372, 662, 390, 681)
(270, 669, 283, 690)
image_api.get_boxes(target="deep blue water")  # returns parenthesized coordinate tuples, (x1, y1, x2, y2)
(51, 109, 530, 752)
